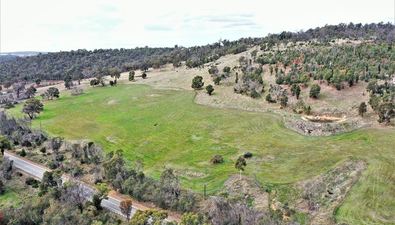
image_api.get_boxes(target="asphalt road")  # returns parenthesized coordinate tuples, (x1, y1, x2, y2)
(4, 152, 139, 218)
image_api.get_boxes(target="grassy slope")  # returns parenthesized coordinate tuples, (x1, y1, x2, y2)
(8, 83, 395, 224)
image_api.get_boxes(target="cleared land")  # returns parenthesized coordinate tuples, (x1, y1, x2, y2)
(8, 81, 395, 224)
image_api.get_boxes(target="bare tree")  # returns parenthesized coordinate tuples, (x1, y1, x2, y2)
(12, 83, 25, 99)
(87, 142, 104, 181)
(0, 156, 13, 180)
(303, 181, 319, 210)
(209, 197, 267, 225)
(49, 137, 63, 168)
(61, 179, 90, 214)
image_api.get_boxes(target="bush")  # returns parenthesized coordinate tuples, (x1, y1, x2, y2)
(191, 76, 204, 90)
(32, 181, 40, 188)
(206, 85, 214, 95)
(71, 87, 84, 96)
(71, 166, 83, 177)
(21, 140, 32, 147)
(250, 89, 261, 98)
(94, 179, 103, 185)
(47, 162, 57, 169)
(20, 149, 27, 157)
(210, 154, 223, 164)
(25, 177, 36, 185)
(40, 147, 46, 153)
(309, 84, 321, 98)
(243, 152, 253, 158)
(219, 192, 229, 198)
(55, 154, 64, 161)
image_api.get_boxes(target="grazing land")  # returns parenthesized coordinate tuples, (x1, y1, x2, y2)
(8, 81, 395, 224)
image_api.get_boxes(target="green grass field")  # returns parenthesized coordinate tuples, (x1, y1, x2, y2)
(8, 84, 395, 224)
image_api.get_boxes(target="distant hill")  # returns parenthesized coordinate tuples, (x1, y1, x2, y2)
(0, 51, 48, 57)
(0, 51, 48, 63)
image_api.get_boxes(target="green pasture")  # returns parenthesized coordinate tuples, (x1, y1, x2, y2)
(7, 84, 395, 224)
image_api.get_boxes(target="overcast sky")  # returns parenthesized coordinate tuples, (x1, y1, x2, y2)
(1, 0, 394, 52)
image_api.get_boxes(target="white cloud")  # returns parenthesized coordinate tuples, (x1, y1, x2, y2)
(1, 0, 394, 52)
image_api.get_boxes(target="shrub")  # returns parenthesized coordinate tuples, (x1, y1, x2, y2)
(214, 77, 221, 85)
(21, 140, 32, 147)
(47, 162, 57, 169)
(40, 147, 46, 153)
(71, 166, 83, 177)
(206, 85, 214, 95)
(219, 192, 229, 198)
(25, 177, 36, 185)
(309, 84, 321, 98)
(94, 179, 103, 185)
(191, 76, 204, 90)
(210, 154, 223, 164)
(71, 87, 84, 96)
(250, 89, 260, 99)
(243, 152, 253, 158)
(32, 181, 40, 188)
(265, 94, 276, 103)
(20, 149, 27, 157)
(56, 154, 64, 161)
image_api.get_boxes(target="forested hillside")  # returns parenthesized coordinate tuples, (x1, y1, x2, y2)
(0, 22, 393, 87)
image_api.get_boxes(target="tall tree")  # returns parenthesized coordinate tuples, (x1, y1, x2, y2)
(280, 94, 288, 107)
(129, 71, 135, 81)
(62, 180, 89, 214)
(206, 85, 214, 95)
(377, 102, 395, 124)
(0, 136, 10, 156)
(109, 67, 121, 84)
(213, 77, 221, 85)
(309, 84, 321, 98)
(0, 180, 5, 195)
(291, 84, 301, 99)
(119, 199, 133, 221)
(130, 209, 168, 225)
(0, 156, 13, 180)
(92, 183, 110, 210)
(191, 76, 204, 90)
(42, 87, 60, 100)
(22, 98, 44, 120)
(235, 156, 247, 180)
(24, 85, 37, 98)
(358, 102, 367, 117)
(64, 75, 73, 89)
(12, 83, 25, 99)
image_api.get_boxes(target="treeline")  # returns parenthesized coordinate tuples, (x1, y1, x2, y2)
(264, 22, 395, 44)
(1, 22, 394, 87)
(0, 39, 258, 86)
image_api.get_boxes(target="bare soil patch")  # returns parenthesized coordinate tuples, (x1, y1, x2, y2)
(302, 115, 346, 123)
(107, 99, 117, 105)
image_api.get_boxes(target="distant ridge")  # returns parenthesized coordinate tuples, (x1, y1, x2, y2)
(0, 51, 48, 57)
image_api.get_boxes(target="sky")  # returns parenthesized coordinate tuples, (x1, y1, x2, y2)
(1, 0, 394, 52)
